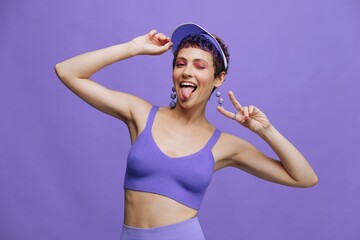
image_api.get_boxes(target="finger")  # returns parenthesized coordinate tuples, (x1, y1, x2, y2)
(151, 33, 170, 46)
(159, 41, 173, 52)
(149, 29, 157, 37)
(155, 33, 166, 40)
(216, 106, 245, 123)
(243, 106, 249, 118)
(216, 106, 234, 119)
(249, 105, 257, 115)
(228, 91, 243, 112)
(157, 33, 170, 41)
(159, 37, 171, 45)
(163, 41, 174, 50)
(252, 106, 262, 115)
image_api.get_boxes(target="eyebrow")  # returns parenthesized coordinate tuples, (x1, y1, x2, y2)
(175, 57, 209, 64)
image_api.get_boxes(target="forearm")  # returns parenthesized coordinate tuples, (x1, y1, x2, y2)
(55, 41, 138, 80)
(259, 125, 318, 187)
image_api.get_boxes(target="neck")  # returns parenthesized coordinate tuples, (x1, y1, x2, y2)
(170, 103, 208, 126)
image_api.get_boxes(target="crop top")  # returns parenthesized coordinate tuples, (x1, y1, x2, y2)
(123, 105, 221, 210)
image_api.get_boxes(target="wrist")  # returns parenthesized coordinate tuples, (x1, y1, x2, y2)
(258, 124, 277, 140)
(126, 40, 143, 56)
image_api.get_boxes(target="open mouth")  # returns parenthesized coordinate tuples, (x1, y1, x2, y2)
(179, 82, 197, 100)
(180, 81, 197, 92)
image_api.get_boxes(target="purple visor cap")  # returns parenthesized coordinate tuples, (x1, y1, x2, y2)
(170, 22, 228, 69)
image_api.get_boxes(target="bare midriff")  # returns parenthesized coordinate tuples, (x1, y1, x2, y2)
(124, 189, 198, 228)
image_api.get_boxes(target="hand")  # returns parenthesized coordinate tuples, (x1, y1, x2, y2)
(130, 30, 173, 55)
(217, 91, 271, 134)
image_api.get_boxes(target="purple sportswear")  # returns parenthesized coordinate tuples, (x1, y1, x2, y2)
(124, 105, 221, 210)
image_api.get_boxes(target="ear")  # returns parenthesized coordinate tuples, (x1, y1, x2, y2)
(214, 72, 226, 88)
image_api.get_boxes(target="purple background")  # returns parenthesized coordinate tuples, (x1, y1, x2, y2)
(1, 0, 359, 239)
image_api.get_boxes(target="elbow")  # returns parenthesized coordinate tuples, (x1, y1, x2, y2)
(300, 175, 319, 188)
(55, 62, 80, 84)
(54, 63, 62, 80)
(54, 62, 71, 82)
(54, 62, 64, 80)
(310, 175, 319, 187)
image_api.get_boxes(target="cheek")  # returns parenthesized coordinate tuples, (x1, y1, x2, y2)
(172, 69, 180, 79)
(197, 71, 215, 85)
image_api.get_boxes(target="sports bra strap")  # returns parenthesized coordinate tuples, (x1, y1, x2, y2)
(146, 105, 221, 150)
(204, 128, 221, 150)
(145, 105, 159, 130)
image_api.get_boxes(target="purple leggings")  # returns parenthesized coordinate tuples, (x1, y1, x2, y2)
(120, 216, 205, 240)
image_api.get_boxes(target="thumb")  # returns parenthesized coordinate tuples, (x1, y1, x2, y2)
(163, 41, 173, 51)
(157, 41, 173, 53)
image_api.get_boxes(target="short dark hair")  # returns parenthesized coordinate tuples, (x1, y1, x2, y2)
(172, 34, 230, 78)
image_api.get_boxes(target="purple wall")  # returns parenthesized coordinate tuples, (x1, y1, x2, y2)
(1, 0, 359, 239)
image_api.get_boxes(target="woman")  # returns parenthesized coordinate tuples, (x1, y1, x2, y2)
(55, 23, 318, 240)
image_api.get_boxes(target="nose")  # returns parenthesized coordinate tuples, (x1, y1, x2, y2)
(182, 65, 193, 78)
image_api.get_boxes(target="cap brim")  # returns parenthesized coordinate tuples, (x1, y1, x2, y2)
(171, 22, 209, 54)
(170, 22, 227, 69)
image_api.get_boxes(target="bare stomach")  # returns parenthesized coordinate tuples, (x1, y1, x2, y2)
(124, 189, 198, 228)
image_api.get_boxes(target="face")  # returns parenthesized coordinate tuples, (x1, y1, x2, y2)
(172, 47, 224, 108)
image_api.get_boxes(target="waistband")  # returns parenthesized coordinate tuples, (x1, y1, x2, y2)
(121, 216, 205, 239)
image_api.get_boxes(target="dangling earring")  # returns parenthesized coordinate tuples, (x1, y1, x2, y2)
(215, 89, 224, 107)
(169, 86, 176, 109)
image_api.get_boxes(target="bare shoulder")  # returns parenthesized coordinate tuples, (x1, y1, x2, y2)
(123, 95, 153, 142)
(105, 90, 150, 121)
(212, 131, 256, 171)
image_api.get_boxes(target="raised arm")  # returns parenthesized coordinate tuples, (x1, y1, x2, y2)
(55, 30, 173, 123)
(216, 91, 318, 188)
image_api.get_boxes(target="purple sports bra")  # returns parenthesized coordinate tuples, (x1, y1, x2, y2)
(124, 106, 221, 210)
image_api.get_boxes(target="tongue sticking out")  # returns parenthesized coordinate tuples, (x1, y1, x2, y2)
(180, 87, 195, 101)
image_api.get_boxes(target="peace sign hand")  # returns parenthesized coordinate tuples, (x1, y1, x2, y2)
(217, 91, 271, 134)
